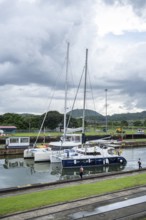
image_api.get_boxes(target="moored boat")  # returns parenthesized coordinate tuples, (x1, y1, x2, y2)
(49, 134, 82, 163)
(34, 135, 82, 163)
(23, 143, 50, 159)
(59, 147, 127, 168)
(58, 141, 127, 168)
(34, 148, 52, 162)
(5, 137, 30, 149)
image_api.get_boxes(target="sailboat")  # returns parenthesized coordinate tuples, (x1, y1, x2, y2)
(33, 42, 83, 163)
(58, 49, 127, 168)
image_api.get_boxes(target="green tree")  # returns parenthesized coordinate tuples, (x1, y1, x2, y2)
(143, 119, 146, 127)
(40, 111, 63, 130)
(2, 113, 26, 129)
(22, 115, 40, 130)
(133, 120, 143, 127)
(121, 120, 128, 127)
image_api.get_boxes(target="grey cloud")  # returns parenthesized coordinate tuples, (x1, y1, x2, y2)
(0, 0, 146, 114)
(0, 0, 87, 89)
(127, 0, 146, 9)
(103, 0, 146, 17)
(103, 0, 146, 8)
(111, 76, 146, 96)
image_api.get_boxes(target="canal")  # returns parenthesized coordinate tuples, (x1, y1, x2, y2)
(0, 147, 146, 189)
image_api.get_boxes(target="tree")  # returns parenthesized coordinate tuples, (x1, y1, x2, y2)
(21, 115, 40, 130)
(143, 119, 146, 127)
(133, 120, 143, 127)
(40, 111, 63, 130)
(121, 120, 128, 127)
(2, 113, 26, 129)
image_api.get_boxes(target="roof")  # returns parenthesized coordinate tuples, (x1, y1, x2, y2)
(0, 126, 17, 129)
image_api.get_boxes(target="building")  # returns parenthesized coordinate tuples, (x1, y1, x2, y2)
(0, 126, 17, 134)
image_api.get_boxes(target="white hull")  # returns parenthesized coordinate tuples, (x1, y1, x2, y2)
(50, 148, 79, 163)
(48, 137, 82, 163)
(34, 149, 52, 163)
(24, 149, 35, 159)
(50, 151, 63, 163)
(23, 148, 46, 159)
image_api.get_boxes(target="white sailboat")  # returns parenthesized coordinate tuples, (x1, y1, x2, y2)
(59, 49, 127, 168)
(34, 42, 82, 163)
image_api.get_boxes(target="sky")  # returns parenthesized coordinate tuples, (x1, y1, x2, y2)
(0, 0, 146, 116)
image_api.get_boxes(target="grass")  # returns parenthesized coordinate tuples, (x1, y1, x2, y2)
(0, 127, 146, 139)
(1, 172, 146, 216)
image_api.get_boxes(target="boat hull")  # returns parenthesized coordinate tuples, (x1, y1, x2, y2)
(23, 149, 35, 159)
(50, 152, 62, 163)
(34, 150, 51, 163)
(23, 148, 45, 159)
(61, 156, 127, 168)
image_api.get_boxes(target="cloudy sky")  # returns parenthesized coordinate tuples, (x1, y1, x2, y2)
(0, 0, 146, 116)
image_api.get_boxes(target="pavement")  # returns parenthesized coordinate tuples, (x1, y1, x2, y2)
(1, 170, 146, 220)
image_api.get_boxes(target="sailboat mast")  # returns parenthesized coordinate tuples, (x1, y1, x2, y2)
(63, 42, 70, 140)
(82, 48, 88, 137)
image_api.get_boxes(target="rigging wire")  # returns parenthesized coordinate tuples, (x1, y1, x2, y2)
(66, 66, 85, 130)
(87, 68, 97, 113)
(33, 57, 66, 146)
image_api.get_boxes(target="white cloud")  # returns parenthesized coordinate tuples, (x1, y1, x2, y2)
(0, 0, 146, 116)
(94, 1, 146, 36)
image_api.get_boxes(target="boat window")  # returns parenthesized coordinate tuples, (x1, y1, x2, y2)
(108, 148, 115, 155)
(10, 138, 19, 143)
(20, 138, 29, 143)
(51, 146, 61, 151)
(74, 137, 80, 142)
(86, 152, 101, 155)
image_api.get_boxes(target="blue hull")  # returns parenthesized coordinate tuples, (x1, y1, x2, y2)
(61, 156, 127, 168)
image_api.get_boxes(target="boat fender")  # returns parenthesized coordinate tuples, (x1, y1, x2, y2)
(88, 158, 90, 163)
(74, 160, 76, 164)
(120, 159, 123, 163)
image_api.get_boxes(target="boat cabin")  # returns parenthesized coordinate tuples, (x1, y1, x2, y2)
(5, 137, 30, 149)
(64, 133, 82, 142)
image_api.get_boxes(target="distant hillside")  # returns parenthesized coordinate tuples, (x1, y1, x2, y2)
(67, 109, 146, 122)
(108, 111, 146, 121)
(67, 109, 105, 122)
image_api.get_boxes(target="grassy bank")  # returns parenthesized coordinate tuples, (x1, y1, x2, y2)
(1, 172, 146, 216)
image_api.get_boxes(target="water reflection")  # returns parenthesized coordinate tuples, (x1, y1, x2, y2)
(78, 164, 124, 174)
(3, 158, 24, 169)
(2, 157, 126, 178)
(61, 164, 126, 180)
(1, 146, 146, 189)
(3, 157, 62, 175)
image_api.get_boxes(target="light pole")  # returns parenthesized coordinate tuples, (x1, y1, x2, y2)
(105, 89, 108, 132)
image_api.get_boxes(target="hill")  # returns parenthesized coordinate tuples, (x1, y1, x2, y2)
(67, 109, 146, 122)
(108, 111, 146, 121)
(67, 109, 105, 122)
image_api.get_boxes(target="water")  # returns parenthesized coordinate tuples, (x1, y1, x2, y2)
(0, 147, 146, 189)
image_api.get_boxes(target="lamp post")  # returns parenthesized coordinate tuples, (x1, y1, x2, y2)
(105, 89, 108, 133)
